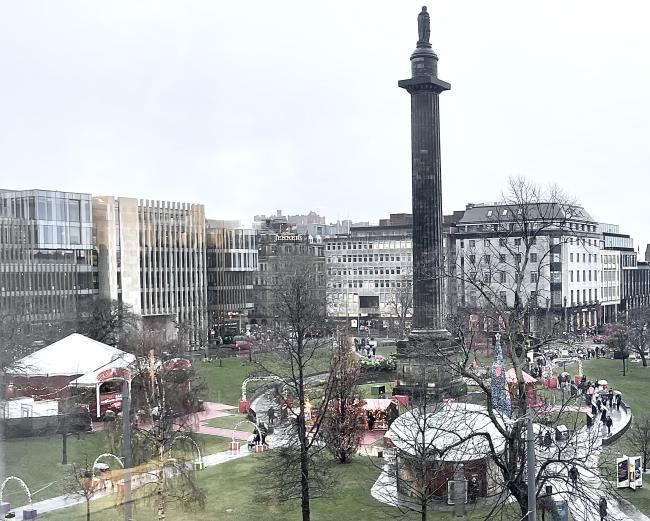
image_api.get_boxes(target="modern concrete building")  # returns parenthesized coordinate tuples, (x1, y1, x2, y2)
(324, 214, 413, 334)
(599, 223, 631, 322)
(0, 189, 97, 325)
(206, 220, 257, 337)
(93, 196, 207, 344)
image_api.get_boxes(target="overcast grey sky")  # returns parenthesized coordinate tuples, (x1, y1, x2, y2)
(1, 1, 648, 250)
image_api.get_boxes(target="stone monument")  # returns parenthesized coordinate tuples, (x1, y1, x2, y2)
(395, 6, 463, 398)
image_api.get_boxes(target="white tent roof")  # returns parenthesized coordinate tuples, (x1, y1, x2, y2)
(385, 402, 506, 462)
(13, 333, 133, 377)
(68, 352, 136, 387)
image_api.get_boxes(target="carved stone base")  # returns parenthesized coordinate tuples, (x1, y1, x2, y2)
(394, 328, 466, 399)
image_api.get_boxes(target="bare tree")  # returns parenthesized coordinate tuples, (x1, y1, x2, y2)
(615, 307, 650, 366)
(605, 324, 631, 375)
(321, 334, 365, 464)
(386, 276, 414, 339)
(255, 256, 335, 521)
(124, 330, 206, 521)
(64, 456, 100, 521)
(77, 297, 139, 347)
(409, 178, 616, 519)
(629, 416, 650, 472)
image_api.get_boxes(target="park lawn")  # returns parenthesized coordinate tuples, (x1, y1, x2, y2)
(358, 381, 394, 398)
(203, 414, 247, 430)
(38, 455, 492, 521)
(0, 431, 115, 504)
(197, 347, 334, 406)
(0, 431, 233, 507)
(580, 358, 650, 515)
(194, 433, 233, 455)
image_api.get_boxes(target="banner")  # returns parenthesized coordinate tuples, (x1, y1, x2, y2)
(617, 455, 643, 489)
(633, 456, 643, 488)
(617, 457, 630, 488)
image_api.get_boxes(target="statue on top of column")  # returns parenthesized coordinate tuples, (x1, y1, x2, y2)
(417, 6, 430, 44)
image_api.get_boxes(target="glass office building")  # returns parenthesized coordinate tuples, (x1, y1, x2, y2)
(0, 189, 98, 323)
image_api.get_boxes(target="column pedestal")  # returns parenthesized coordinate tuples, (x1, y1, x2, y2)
(394, 328, 465, 399)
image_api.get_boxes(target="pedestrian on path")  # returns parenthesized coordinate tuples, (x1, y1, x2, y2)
(606, 415, 613, 436)
(568, 465, 579, 488)
(600, 407, 608, 424)
(267, 405, 276, 426)
(615, 394, 622, 411)
(599, 496, 608, 521)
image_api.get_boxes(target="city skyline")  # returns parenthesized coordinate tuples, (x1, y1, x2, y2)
(1, 1, 648, 250)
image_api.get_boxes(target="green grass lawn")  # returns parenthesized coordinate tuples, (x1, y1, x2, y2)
(203, 414, 247, 430)
(0, 431, 233, 506)
(38, 455, 492, 521)
(358, 381, 394, 398)
(0, 431, 115, 504)
(579, 357, 650, 515)
(197, 347, 334, 406)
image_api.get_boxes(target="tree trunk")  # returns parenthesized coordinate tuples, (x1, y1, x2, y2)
(62, 432, 68, 464)
(86, 499, 91, 521)
(641, 353, 647, 367)
(420, 499, 427, 521)
(300, 441, 311, 521)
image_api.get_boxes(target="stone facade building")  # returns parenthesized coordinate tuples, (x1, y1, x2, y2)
(93, 196, 207, 344)
(451, 202, 602, 333)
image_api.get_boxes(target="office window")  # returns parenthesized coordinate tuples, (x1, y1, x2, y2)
(530, 253, 538, 263)
(484, 239, 490, 246)
(583, 289, 586, 302)
(589, 289, 592, 301)
(469, 254, 476, 264)
(469, 240, 476, 248)
(570, 271, 573, 282)
(484, 272, 491, 283)
(499, 271, 506, 283)
(530, 272, 538, 283)
(484, 255, 491, 263)
(571, 290, 574, 304)
(499, 254, 506, 262)
(499, 238, 507, 247)
(460, 240, 464, 249)
(570, 253, 574, 262)
(499, 291, 507, 302)
(514, 238, 521, 246)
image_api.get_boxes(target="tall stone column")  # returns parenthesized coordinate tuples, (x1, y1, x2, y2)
(395, 6, 463, 398)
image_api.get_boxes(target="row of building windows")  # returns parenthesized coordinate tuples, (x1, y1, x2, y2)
(328, 267, 403, 276)
(569, 288, 598, 305)
(329, 279, 410, 289)
(569, 252, 599, 263)
(326, 241, 412, 251)
(467, 253, 537, 264)
(569, 270, 602, 283)
(328, 254, 408, 263)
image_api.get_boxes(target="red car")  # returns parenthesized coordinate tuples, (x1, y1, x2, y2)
(593, 335, 606, 344)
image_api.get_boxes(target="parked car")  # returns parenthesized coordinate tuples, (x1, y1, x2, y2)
(593, 335, 606, 344)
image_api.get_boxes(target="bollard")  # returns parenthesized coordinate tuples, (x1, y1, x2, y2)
(230, 441, 241, 452)
(22, 507, 37, 520)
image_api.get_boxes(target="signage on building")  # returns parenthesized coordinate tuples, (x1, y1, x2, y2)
(276, 234, 304, 242)
(97, 367, 131, 382)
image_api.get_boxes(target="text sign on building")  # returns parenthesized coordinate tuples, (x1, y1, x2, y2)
(276, 234, 304, 242)
(97, 367, 131, 382)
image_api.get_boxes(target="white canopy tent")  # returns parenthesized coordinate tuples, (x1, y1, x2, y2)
(14, 333, 133, 377)
(385, 402, 506, 462)
(14, 333, 135, 419)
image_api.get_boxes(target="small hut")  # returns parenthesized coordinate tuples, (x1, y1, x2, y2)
(505, 368, 538, 407)
(385, 403, 506, 502)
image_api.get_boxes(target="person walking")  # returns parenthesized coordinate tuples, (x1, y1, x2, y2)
(568, 465, 579, 488)
(599, 496, 608, 521)
(615, 394, 622, 411)
(591, 403, 598, 417)
(601, 407, 608, 424)
(596, 397, 602, 412)
(267, 405, 276, 426)
(606, 415, 613, 436)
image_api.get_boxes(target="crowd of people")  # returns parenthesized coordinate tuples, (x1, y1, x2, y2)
(577, 376, 623, 436)
(354, 337, 378, 358)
